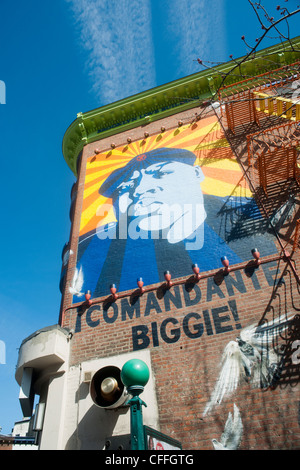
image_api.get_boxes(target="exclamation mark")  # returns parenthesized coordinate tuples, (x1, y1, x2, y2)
(228, 299, 242, 330)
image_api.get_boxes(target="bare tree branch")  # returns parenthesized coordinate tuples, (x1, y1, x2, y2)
(194, 1, 300, 120)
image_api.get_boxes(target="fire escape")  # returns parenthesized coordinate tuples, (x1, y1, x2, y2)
(218, 61, 300, 251)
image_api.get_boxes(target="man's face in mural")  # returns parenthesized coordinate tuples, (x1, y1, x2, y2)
(115, 160, 206, 248)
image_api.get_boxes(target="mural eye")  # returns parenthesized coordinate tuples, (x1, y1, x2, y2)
(153, 170, 171, 179)
(117, 181, 135, 193)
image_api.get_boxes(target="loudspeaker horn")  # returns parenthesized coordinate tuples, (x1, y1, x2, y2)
(90, 365, 129, 409)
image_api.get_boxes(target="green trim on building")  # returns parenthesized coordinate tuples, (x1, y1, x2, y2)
(62, 36, 300, 175)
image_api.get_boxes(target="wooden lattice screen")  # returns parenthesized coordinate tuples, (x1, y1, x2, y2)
(257, 147, 298, 195)
(224, 90, 259, 133)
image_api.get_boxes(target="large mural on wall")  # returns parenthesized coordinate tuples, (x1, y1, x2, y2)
(70, 115, 278, 302)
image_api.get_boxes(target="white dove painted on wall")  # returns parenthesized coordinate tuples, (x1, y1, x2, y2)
(212, 404, 243, 450)
(203, 314, 294, 416)
(69, 265, 84, 297)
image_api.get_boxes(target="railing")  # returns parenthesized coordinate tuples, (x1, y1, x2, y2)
(253, 91, 300, 122)
(219, 61, 300, 100)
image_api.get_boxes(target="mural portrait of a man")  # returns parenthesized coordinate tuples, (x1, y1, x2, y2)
(98, 148, 206, 249)
(71, 117, 278, 301)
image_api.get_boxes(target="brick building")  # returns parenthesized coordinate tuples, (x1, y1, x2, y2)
(0, 435, 13, 451)
(15, 37, 300, 450)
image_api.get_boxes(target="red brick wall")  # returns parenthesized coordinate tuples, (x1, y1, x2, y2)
(0, 440, 13, 450)
(60, 107, 300, 450)
(62, 257, 300, 449)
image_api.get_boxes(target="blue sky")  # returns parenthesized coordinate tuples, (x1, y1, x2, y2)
(0, 0, 298, 435)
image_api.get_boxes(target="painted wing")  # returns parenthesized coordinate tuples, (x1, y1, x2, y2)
(203, 341, 244, 416)
(242, 315, 294, 387)
(212, 439, 227, 450)
(242, 314, 294, 349)
(219, 404, 243, 450)
(69, 266, 84, 297)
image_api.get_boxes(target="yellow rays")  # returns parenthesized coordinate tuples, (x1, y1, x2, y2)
(79, 115, 253, 237)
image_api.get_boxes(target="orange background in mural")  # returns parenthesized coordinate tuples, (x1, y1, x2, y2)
(79, 115, 252, 237)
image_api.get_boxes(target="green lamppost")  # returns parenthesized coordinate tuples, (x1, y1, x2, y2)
(121, 359, 150, 450)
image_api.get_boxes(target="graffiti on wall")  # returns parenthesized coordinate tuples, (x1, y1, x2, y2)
(212, 404, 243, 450)
(205, 312, 298, 450)
(72, 259, 298, 450)
(71, 115, 278, 302)
(203, 314, 295, 416)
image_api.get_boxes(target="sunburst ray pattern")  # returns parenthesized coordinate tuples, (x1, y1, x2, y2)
(79, 115, 252, 237)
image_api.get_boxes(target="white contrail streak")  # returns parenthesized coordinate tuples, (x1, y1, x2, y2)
(66, 0, 156, 104)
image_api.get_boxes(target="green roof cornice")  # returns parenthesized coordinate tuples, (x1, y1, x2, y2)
(62, 36, 300, 175)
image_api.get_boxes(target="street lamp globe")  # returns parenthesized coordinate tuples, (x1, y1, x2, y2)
(121, 359, 150, 450)
(121, 359, 150, 394)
